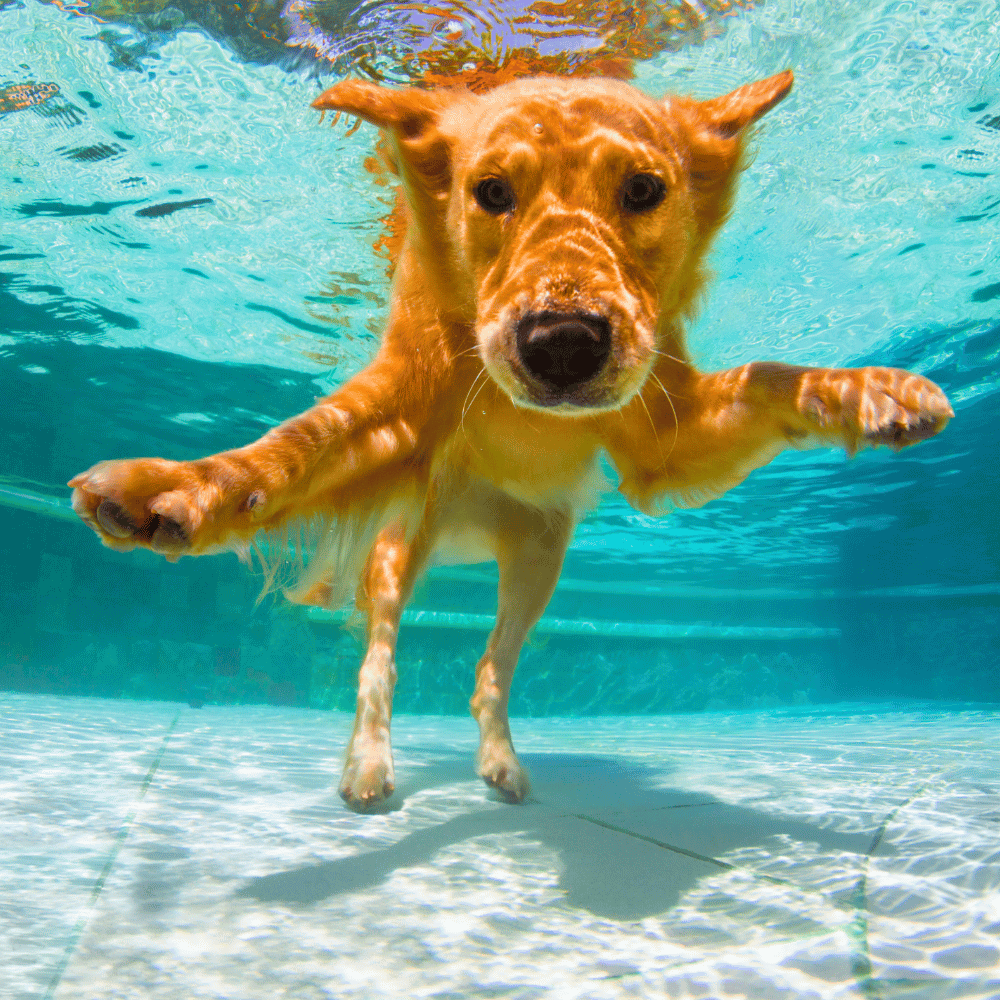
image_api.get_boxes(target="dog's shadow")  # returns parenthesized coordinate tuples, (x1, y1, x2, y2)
(239, 753, 885, 921)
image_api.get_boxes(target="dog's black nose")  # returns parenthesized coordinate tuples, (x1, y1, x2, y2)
(515, 312, 612, 392)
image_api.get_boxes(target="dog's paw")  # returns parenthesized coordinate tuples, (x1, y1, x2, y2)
(477, 739, 530, 803)
(69, 457, 250, 558)
(803, 367, 953, 453)
(339, 741, 395, 811)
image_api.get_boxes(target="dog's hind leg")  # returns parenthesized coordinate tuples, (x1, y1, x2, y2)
(471, 501, 571, 803)
(340, 521, 430, 810)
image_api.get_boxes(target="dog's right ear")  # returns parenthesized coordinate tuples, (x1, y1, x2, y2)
(312, 81, 461, 194)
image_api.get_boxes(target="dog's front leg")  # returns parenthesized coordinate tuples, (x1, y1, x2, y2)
(616, 361, 953, 509)
(471, 501, 572, 803)
(340, 522, 432, 810)
(69, 358, 426, 558)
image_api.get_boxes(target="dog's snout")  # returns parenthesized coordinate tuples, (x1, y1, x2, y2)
(516, 312, 612, 392)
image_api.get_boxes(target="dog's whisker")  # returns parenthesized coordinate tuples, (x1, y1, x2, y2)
(452, 345, 483, 363)
(652, 348, 686, 366)
(460, 368, 489, 439)
(636, 389, 665, 468)
(648, 371, 680, 464)
(462, 367, 488, 417)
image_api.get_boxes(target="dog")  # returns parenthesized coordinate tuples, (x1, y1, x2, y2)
(69, 71, 953, 809)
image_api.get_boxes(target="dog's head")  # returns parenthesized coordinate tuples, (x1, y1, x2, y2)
(314, 72, 792, 413)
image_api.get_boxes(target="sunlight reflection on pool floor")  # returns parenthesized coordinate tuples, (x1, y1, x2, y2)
(4, 694, 998, 999)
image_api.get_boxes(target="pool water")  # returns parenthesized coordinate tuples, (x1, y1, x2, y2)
(1, 0, 998, 996)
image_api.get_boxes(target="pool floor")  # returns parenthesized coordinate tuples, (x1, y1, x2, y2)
(4, 694, 998, 999)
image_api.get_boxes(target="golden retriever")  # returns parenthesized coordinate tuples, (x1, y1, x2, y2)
(69, 71, 953, 809)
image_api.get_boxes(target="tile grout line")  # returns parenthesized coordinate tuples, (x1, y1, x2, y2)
(570, 812, 736, 872)
(43, 712, 181, 1000)
(847, 763, 963, 1000)
(567, 809, 852, 969)
(571, 766, 956, 989)
(569, 809, 868, 901)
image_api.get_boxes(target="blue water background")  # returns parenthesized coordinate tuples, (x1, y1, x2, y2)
(1, 0, 998, 713)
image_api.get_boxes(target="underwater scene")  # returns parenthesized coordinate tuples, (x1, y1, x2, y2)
(2, 0, 999, 997)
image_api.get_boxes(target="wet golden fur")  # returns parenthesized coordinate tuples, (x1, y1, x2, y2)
(70, 72, 952, 808)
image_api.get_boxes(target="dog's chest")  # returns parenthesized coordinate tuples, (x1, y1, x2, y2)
(429, 454, 610, 567)
(444, 408, 610, 523)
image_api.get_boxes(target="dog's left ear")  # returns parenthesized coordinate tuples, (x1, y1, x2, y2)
(313, 80, 464, 194)
(669, 70, 794, 249)
(670, 70, 794, 159)
(695, 70, 794, 139)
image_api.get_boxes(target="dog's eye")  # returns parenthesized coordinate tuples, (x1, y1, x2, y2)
(474, 177, 515, 215)
(621, 174, 667, 213)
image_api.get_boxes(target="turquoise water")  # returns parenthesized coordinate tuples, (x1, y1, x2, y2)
(1, 0, 998, 716)
(3, 4, 1000, 998)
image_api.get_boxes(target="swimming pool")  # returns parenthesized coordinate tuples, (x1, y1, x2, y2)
(2, 0, 998, 995)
